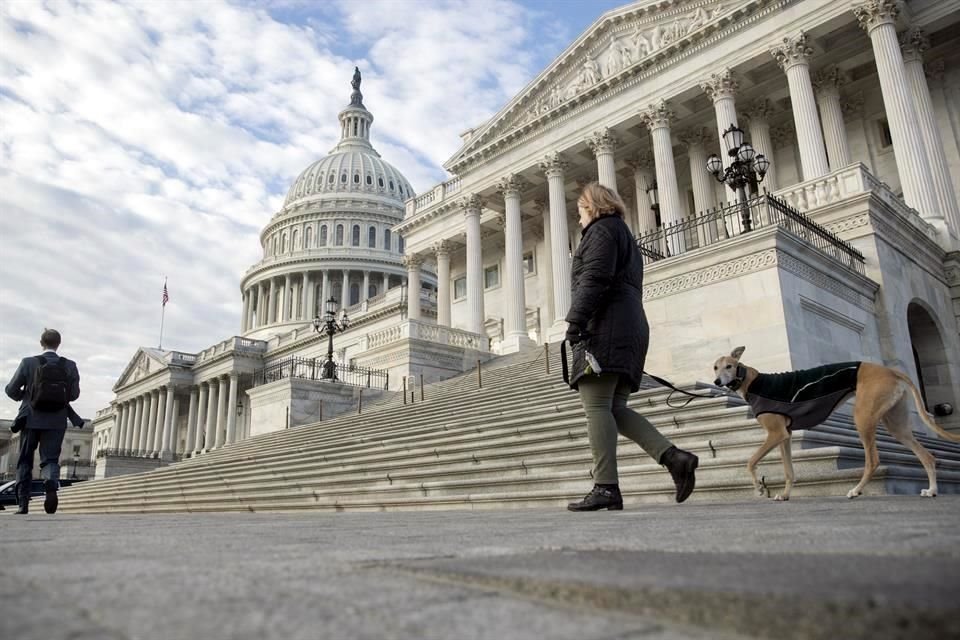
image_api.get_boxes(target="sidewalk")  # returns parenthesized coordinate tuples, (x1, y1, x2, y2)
(1, 496, 957, 640)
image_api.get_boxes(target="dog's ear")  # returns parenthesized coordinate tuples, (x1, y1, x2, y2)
(731, 346, 745, 359)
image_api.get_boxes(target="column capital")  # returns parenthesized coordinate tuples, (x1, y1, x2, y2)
(640, 101, 674, 131)
(586, 127, 619, 156)
(812, 66, 846, 98)
(770, 32, 814, 71)
(459, 194, 483, 215)
(841, 91, 865, 118)
(432, 239, 451, 258)
(496, 174, 528, 198)
(700, 68, 738, 102)
(678, 127, 713, 150)
(743, 97, 777, 125)
(854, 0, 899, 34)
(899, 28, 929, 64)
(539, 151, 569, 178)
(626, 150, 655, 173)
(403, 254, 424, 270)
(770, 122, 796, 149)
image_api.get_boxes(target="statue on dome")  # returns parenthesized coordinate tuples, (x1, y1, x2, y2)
(351, 66, 361, 91)
(349, 66, 364, 107)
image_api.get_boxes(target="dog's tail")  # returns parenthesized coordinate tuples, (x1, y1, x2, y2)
(893, 370, 960, 442)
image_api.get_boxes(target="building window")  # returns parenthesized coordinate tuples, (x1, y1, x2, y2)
(72, 444, 81, 456)
(523, 251, 535, 275)
(878, 119, 893, 148)
(350, 283, 360, 306)
(484, 264, 500, 289)
(328, 174, 335, 184)
(366, 175, 372, 186)
(454, 276, 467, 300)
(352, 224, 361, 247)
(368, 284, 377, 299)
(281, 233, 288, 253)
(335, 224, 344, 246)
(291, 229, 299, 250)
(384, 229, 391, 251)
(341, 173, 347, 183)
(378, 177, 384, 188)
(368, 226, 376, 248)
(353, 173, 360, 184)
(305, 226, 313, 248)
(398, 236, 405, 254)
(389, 180, 394, 191)
(319, 225, 327, 247)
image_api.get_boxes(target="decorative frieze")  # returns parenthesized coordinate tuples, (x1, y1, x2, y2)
(700, 68, 739, 102)
(770, 32, 814, 71)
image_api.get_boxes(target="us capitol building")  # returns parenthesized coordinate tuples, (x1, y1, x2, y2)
(90, 0, 960, 477)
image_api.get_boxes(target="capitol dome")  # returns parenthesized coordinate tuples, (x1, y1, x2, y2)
(240, 68, 435, 340)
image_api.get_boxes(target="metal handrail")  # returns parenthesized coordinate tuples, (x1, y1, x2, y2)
(252, 356, 389, 390)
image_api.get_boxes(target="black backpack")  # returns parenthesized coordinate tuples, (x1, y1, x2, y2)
(29, 355, 70, 413)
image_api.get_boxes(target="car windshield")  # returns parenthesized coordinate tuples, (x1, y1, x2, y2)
(0, 480, 16, 494)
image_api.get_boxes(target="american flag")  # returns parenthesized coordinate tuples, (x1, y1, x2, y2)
(162, 281, 169, 307)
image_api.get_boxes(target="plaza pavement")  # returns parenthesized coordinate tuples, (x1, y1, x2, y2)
(1, 496, 957, 640)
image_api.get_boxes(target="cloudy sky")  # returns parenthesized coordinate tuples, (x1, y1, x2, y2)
(0, 0, 628, 419)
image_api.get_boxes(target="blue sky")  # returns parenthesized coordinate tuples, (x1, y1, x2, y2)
(0, 0, 636, 419)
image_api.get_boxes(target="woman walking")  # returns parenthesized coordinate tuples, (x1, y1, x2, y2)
(565, 182, 698, 511)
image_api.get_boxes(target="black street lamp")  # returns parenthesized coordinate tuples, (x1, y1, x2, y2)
(312, 297, 350, 381)
(645, 180, 662, 229)
(71, 452, 80, 480)
(706, 124, 771, 232)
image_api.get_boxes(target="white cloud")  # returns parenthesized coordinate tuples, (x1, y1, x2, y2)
(0, 0, 546, 420)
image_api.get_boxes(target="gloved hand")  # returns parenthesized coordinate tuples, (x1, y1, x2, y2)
(565, 323, 583, 345)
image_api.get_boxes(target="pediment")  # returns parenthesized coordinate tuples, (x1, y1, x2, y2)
(445, 0, 750, 171)
(113, 348, 169, 391)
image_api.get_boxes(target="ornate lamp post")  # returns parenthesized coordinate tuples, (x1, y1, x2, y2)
(312, 297, 350, 381)
(706, 124, 771, 232)
(645, 180, 661, 228)
(71, 452, 80, 480)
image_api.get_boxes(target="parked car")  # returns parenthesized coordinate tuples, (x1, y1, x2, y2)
(0, 479, 82, 509)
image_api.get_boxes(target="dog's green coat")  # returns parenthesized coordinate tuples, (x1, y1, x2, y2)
(745, 362, 862, 431)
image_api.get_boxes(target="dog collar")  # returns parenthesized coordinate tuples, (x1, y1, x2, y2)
(725, 364, 747, 391)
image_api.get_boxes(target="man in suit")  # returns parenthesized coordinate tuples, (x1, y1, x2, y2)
(5, 328, 81, 514)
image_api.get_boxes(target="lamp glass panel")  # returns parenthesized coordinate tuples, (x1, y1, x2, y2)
(754, 154, 770, 176)
(706, 154, 723, 175)
(723, 125, 744, 152)
(737, 143, 756, 163)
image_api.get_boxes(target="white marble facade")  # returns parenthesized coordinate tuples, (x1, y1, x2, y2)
(92, 0, 960, 464)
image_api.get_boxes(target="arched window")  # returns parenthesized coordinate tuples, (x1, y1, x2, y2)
(384, 229, 391, 251)
(305, 226, 313, 248)
(291, 229, 299, 250)
(350, 283, 360, 306)
(352, 224, 360, 247)
(328, 174, 335, 184)
(368, 226, 376, 248)
(319, 225, 327, 247)
(378, 177, 384, 188)
(366, 175, 372, 186)
(272, 236, 278, 255)
(341, 173, 347, 183)
(353, 173, 360, 184)
(335, 224, 344, 246)
(398, 184, 404, 196)
(281, 233, 288, 253)
(389, 180, 394, 191)
(368, 284, 378, 299)
(398, 236, 405, 253)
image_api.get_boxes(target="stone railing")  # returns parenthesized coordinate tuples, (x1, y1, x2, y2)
(404, 176, 464, 218)
(244, 247, 404, 276)
(361, 319, 489, 352)
(167, 351, 197, 365)
(194, 336, 268, 363)
(772, 163, 939, 243)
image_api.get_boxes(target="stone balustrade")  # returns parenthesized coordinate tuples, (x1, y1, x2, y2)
(404, 176, 465, 218)
(362, 319, 488, 351)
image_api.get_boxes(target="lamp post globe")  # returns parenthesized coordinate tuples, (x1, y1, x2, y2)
(705, 124, 772, 233)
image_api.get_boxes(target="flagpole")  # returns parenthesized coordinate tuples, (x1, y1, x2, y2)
(159, 276, 167, 349)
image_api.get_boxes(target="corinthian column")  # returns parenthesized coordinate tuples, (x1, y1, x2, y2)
(813, 67, 851, 170)
(160, 385, 175, 458)
(433, 240, 451, 327)
(240, 291, 249, 333)
(460, 195, 485, 335)
(701, 69, 741, 174)
(533, 200, 554, 331)
(497, 174, 533, 351)
(204, 380, 218, 452)
(214, 376, 227, 449)
(404, 254, 423, 320)
(743, 98, 778, 190)
(770, 32, 830, 180)
(141, 391, 156, 453)
(152, 387, 166, 453)
(340, 270, 350, 307)
(680, 128, 717, 216)
(641, 101, 684, 255)
(195, 383, 208, 452)
(185, 386, 198, 456)
(587, 128, 619, 192)
(627, 152, 656, 233)
(539, 153, 572, 339)
(225, 374, 239, 445)
(901, 28, 959, 237)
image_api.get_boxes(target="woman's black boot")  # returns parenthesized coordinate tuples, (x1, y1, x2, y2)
(660, 446, 698, 503)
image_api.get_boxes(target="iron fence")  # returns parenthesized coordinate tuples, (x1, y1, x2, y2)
(253, 356, 389, 390)
(636, 193, 865, 275)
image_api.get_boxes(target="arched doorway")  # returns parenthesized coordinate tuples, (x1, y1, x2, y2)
(907, 301, 955, 416)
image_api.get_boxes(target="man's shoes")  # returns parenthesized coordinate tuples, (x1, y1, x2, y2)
(567, 484, 623, 511)
(660, 446, 698, 503)
(15, 496, 29, 515)
(43, 480, 58, 514)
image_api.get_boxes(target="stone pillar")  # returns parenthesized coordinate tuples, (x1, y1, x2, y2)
(701, 69, 741, 176)
(225, 374, 239, 445)
(257, 282, 266, 327)
(901, 28, 960, 237)
(185, 386, 198, 456)
(281, 274, 292, 322)
(587, 128, 619, 191)
(204, 380, 217, 452)
(241, 291, 249, 333)
(340, 270, 350, 307)
(267, 278, 277, 325)
(321, 270, 330, 308)
(680, 128, 717, 215)
(139, 391, 154, 453)
(812, 67, 852, 171)
(215, 376, 228, 449)
(498, 174, 532, 351)
(152, 388, 166, 453)
(195, 383, 208, 452)
(109, 403, 123, 450)
(434, 240, 451, 327)
(627, 152, 656, 234)
(534, 200, 554, 332)
(123, 401, 135, 451)
(770, 32, 830, 180)
(169, 395, 181, 455)
(744, 98, 778, 191)
(539, 153, 572, 338)
(382, 273, 390, 293)
(404, 255, 422, 320)
(362, 271, 370, 302)
(299, 272, 308, 320)
(127, 397, 142, 452)
(160, 385, 175, 458)
(641, 101, 684, 255)
(304, 272, 315, 321)
(461, 194, 485, 335)
(854, 4, 939, 224)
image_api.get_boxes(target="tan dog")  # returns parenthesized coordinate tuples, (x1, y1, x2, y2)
(713, 346, 960, 500)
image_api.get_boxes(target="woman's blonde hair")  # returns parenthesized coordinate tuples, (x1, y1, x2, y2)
(577, 182, 626, 221)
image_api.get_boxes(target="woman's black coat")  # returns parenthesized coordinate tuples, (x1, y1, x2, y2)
(564, 214, 649, 391)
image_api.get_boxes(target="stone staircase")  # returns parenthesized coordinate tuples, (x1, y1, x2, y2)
(58, 346, 960, 513)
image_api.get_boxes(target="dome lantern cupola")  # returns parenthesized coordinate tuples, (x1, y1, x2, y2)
(334, 66, 374, 152)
